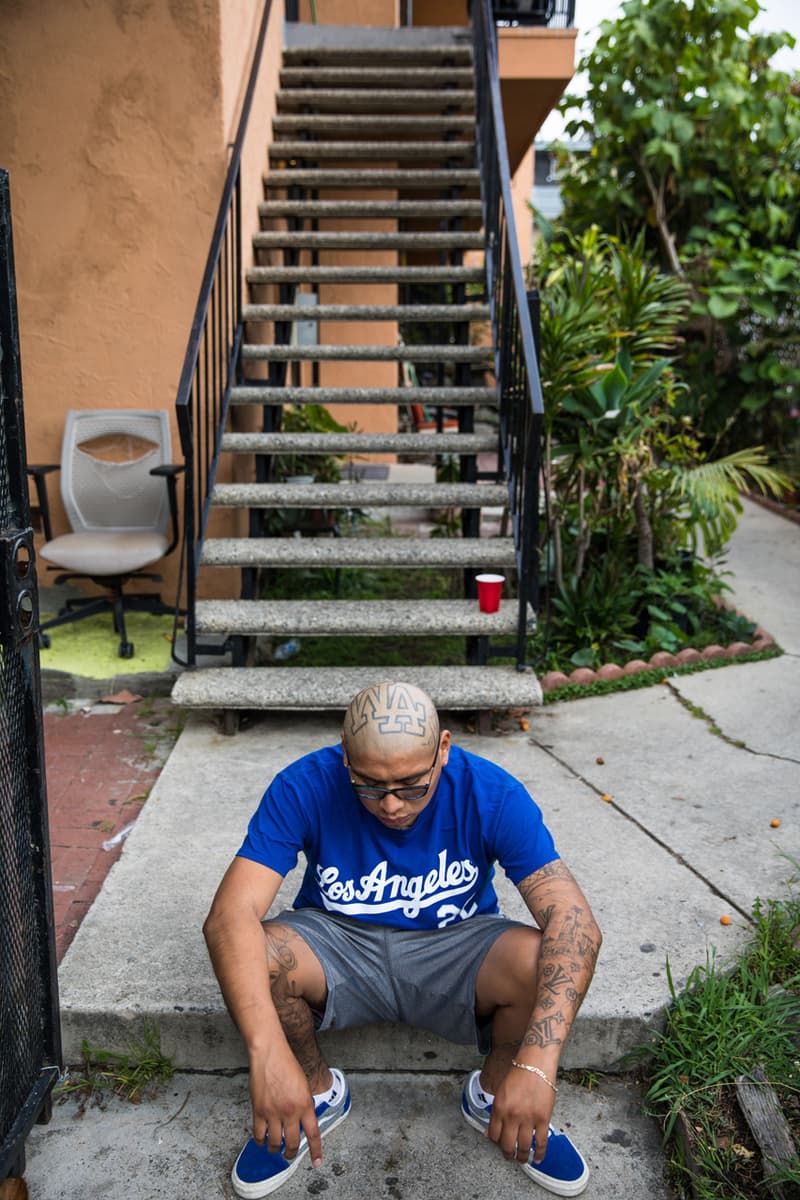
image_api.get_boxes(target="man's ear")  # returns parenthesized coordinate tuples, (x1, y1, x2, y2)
(439, 729, 452, 764)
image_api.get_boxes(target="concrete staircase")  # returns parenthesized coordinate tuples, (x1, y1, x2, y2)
(172, 26, 541, 720)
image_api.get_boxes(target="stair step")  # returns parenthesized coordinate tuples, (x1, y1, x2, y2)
(230, 386, 495, 406)
(277, 89, 474, 113)
(264, 168, 479, 188)
(172, 666, 540, 713)
(258, 199, 483, 219)
(253, 230, 483, 250)
(279, 67, 474, 89)
(201, 537, 515, 569)
(269, 140, 473, 162)
(211, 482, 507, 509)
(243, 304, 489, 323)
(240, 344, 491, 363)
(273, 114, 475, 135)
(195, 599, 517, 637)
(248, 266, 485, 285)
(282, 45, 473, 67)
(220, 432, 497, 455)
(277, 88, 472, 114)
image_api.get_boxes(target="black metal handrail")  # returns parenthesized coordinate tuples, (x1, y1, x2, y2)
(471, 0, 546, 668)
(173, 1, 274, 666)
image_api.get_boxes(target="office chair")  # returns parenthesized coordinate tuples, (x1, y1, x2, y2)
(28, 409, 183, 658)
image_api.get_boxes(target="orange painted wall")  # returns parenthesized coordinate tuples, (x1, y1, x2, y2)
(1, 1, 223, 477)
(294, 0, 400, 24)
(0, 0, 286, 602)
(498, 26, 576, 171)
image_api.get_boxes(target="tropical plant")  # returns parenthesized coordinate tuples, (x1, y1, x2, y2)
(550, 0, 800, 452)
(533, 229, 790, 601)
(670, 445, 793, 557)
(273, 403, 349, 483)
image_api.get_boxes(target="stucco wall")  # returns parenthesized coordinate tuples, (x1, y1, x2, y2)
(1, 1, 225, 460)
(511, 143, 535, 268)
(294, 1, 399, 24)
(0, 0, 285, 602)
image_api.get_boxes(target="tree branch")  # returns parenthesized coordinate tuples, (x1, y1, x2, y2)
(638, 153, 699, 301)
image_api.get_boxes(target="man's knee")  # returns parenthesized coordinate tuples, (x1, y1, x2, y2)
(475, 925, 541, 1012)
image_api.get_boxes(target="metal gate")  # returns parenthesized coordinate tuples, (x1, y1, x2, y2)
(0, 168, 62, 1185)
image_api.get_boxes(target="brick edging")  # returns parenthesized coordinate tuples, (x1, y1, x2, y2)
(541, 607, 777, 693)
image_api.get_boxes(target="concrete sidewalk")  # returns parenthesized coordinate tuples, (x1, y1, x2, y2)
(24, 498, 800, 1199)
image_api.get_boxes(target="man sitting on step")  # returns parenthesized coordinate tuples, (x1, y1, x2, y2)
(204, 680, 602, 1199)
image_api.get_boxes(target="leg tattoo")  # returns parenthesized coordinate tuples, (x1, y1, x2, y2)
(264, 925, 329, 1091)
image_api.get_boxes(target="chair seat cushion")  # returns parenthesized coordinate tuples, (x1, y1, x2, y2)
(39, 532, 169, 575)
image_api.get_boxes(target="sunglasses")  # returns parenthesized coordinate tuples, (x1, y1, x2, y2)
(348, 743, 440, 803)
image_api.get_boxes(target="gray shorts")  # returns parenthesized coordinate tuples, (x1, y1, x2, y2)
(270, 908, 530, 1055)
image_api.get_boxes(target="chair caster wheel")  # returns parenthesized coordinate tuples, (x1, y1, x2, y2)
(39, 633, 51, 649)
(119, 642, 135, 659)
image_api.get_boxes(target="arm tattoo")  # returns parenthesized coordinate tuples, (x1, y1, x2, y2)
(515, 859, 602, 1055)
(522, 1012, 566, 1050)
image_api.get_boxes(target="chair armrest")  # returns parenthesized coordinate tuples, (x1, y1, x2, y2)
(150, 463, 185, 557)
(26, 463, 60, 542)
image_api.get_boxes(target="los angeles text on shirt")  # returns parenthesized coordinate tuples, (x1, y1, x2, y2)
(315, 850, 480, 924)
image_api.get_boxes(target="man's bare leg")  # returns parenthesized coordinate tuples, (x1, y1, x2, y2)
(474, 925, 542, 1093)
(262, 922, 332, 1095)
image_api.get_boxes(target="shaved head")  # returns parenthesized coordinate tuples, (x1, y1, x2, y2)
(342, 681, 439, 762)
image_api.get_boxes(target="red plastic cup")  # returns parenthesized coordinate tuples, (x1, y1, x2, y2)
(476, 573, 505, 613)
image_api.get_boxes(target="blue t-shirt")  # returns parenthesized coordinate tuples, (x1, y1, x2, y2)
(238, 743, 558, 931)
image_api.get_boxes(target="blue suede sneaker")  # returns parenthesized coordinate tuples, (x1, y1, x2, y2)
(461, 1070, 589, 1197)
(231, 1068, 351, 1198)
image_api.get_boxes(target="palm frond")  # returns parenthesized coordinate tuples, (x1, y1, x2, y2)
(672, 447, 791, 509)
(670, 447, 791, 556)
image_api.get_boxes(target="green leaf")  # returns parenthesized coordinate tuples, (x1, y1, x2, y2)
(661, 140, 682, 173)
(672, 113, 694, 143)
(707, 204, 739, 223)
(647, 605, 671, 621)
(598, 363, 631, 410)
(569, 647, 596, 668)
(652, 108, 671, 136)
(765, 257, 797, 283)
(749, 296, 778, 320)
(708, 293, 739, 319)
(632, 16, 656, 48)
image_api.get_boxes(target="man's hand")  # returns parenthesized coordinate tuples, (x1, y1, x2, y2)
(249, 1047, 324, 1166)
(488, 1068, 555, 1165)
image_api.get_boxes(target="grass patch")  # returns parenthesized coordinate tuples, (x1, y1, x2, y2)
(56, 1017, 175, 1108)
(261, 562, 466, 604)
(637, 879, 800, 1199)
(277, 633, 470, 669)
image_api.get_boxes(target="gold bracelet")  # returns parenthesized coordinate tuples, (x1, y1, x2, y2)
(510, 1060, 558, 1094)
